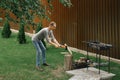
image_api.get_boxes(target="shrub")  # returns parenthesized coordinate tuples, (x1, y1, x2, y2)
(35, 23, 42, 33)
(36, 22, 46, 48)
(1, 18, 11, 38)
(17, 23, 26, 44)
(0, 18, 3, 22)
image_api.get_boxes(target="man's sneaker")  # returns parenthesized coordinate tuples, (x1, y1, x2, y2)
(36, 66, 43, 71)
(43, 63, 50, 66)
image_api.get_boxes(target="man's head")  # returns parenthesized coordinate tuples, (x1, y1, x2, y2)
(49, 21, 56, 30)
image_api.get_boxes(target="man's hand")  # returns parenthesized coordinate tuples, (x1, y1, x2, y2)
(59, 44, 67, 48)
(55, 44, 59, 48)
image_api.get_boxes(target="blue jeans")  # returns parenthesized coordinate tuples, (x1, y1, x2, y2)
(32, 40, 46, 67)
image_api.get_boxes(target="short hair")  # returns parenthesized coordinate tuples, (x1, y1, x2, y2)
(49, 21, 56, 27)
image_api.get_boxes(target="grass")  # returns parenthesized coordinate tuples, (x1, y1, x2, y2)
(0, 29, 71, 80)
(0, 29, 120, 80)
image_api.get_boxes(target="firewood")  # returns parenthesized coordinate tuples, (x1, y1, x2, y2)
(64, 54, 73, 71)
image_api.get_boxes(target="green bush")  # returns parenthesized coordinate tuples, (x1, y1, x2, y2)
(17, 23, 26, 44)
(36, 22, 46, 48)
(0, 18, 3, 22)
(1, 18, 11, 38)
(35, 23, 42, 33)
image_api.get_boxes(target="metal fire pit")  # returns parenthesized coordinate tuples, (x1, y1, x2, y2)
(83, 41, 112, 74)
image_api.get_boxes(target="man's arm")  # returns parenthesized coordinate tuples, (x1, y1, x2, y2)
(49, 41, 59, 47)
(45, 34, 59, 47)
(50, 31, 61, 47)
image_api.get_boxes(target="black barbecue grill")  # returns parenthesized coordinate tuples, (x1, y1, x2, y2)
(83, 41, 112, 74)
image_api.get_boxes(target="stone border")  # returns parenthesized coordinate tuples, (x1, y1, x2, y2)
(10, 29, 33, 37)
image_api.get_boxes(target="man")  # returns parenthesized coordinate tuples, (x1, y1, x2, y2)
(32, 21, 63, 71)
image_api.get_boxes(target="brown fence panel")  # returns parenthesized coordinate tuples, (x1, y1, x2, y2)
(51, 0, 120, 59)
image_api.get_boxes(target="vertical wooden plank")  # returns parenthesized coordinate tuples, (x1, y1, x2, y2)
(105, 0, 109, 56)
(92, 0, 95, 41)
(84, 0, 86, 42)
(99, 0, 102, 42)
(102, 0, 106, 43)
(94, 0, 97, 41)
(94, 0, 97, 40)
(97, 0, 100, 40)
(114, 0, 119, 58)
(77, 0, 79, 48)
(82, 0, 86, 50)
(88, 0, 90, 41)
(77, 0, 83, 49)
(89, 0, 92, 41)
(92, 0, 95, 40)
(110, 0, 114, 58)
(87, 0, 90, 41)
(117, 0, 120, 59)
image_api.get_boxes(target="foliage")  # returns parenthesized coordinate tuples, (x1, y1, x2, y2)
(0, 0, 72, 27)
(0, 17, 3, 22)
(0, 0, 72, 44)
(17, 20, 26, 44)
(35, 22, 47, 48)
(59, 0, 72, 7)
(1, 18, 11, 38)
(35, 22, 43, 33)
(0, 0, 47, 25)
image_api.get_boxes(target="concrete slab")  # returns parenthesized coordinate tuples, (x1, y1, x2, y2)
(66, 67, 115, 80)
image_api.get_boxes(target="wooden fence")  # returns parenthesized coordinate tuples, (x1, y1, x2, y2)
(51, 0, 120, 59)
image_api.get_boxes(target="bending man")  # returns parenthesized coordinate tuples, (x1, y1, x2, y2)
(32, 21, 62, 71)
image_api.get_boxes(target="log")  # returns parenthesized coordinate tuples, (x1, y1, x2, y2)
(64, 53, 73, 71)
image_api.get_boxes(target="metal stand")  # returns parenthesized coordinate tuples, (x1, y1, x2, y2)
(83, 41, 112, 74)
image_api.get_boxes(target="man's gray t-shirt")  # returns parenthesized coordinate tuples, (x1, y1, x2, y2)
(32, 28, 55, 43)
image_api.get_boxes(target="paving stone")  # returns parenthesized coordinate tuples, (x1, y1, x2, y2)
(66, 67, 115, 80)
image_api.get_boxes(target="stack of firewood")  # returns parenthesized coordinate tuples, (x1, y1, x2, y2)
(72, 57, 93, 69)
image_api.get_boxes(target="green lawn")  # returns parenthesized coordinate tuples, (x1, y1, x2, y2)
(0, 29, 71, 80)
(0, 29, 120, 80)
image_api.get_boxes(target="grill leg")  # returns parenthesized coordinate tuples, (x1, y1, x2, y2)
(87, 45, 89, 70)
(98, 51, 101, 74)
(96, 51, 98, 63)
(108, 49, 110, 73)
